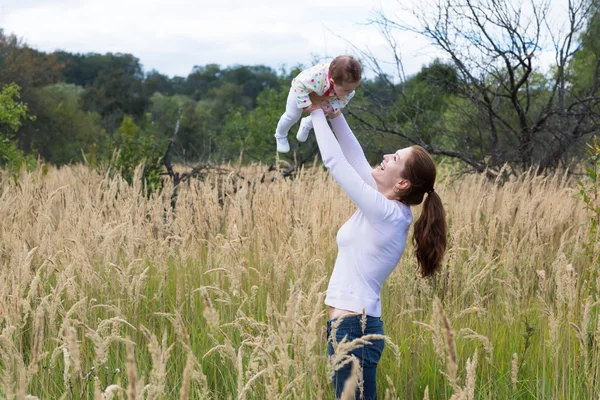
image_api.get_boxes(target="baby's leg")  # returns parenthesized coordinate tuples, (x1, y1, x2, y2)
(297, 99, 331, 142)
(275, 88, 303, 138)
(303, 115, 314, 130)
(296, 115, 313, 142)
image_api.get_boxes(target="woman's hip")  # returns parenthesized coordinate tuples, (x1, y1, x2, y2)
(326, 314, 385, 366)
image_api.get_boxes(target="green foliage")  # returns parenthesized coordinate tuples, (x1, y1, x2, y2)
(147, 78, 287, 164)
(108, 115, 167, 194)
(0, 30, 64, 90)
(33, 83, 108, 165)
(2, 23, 598, 170)
(218, 88, 287, 163)
(186, 64, 281, 103)
(576, 136, 600, 265)
(0, 30, 65, 155)
(0, 135, 36, 178)
(0, 83, 36, 176)
(568, 7, 600, 96)
(58, 51, 144, 87)
(414, 58, 459, 95)
(357, 59, 458, 163)
(149, 93, 213, 161)
(144, 70, 176, 96)
(0, 83, 29, 130)
(81, 69, 149, 132)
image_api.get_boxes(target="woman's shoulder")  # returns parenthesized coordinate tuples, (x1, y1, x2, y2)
(392, 201, 413, 225)
(400, 202, 414, 223)
(366, 199, 413, 227)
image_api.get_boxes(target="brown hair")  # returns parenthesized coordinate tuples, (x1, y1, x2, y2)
(395, 146, 447, 277)
(329, 56, 362, 84)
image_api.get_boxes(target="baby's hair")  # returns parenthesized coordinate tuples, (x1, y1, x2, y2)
(329, 56, 362, 84)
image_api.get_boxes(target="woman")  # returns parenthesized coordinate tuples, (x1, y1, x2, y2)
(309, 102, 447, 399)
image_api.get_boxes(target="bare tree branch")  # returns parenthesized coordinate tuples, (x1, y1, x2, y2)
(360, 0, 598, 171)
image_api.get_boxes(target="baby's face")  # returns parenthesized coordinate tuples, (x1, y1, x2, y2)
(332, 79, 361, 97)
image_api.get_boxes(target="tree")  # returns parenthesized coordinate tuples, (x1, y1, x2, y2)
(109, 115, 167, 193)
(185, 64, 223, 100)
(218, 88, 287, 162)
(57, 51, 145, 87)
(0, 83, 36, 174)
(352, 59, 460, 164)
(217, 87, 322, 168)
(148, 93, 212, 161)
(144, 70, 175, 97)
(567, 2, 600, 139)
(0, 30, 64, 90)
(0, 30, 64, 153)
(220, 65, 281, 105)
(33, 83, 108, 165)
(360, 0, 599, 172)
(81, 68, 149, 132)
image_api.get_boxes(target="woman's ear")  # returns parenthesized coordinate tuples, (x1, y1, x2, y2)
(395, 179, 411, 191)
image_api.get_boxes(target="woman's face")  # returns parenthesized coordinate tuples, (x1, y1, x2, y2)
(372, 147, 413, 192)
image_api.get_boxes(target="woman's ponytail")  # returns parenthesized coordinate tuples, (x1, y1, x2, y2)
(398, 146, 447, 278)
(412, 190, 447, 277)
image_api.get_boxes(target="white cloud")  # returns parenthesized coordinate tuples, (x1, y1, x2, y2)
(0, 0, 574, 80)
(0, 0, 440, 78)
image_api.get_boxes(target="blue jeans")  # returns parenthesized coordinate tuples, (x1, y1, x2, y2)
(327, 315, 385, 400)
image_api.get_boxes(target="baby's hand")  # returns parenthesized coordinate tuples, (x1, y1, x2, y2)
(320, 101, 333, 116)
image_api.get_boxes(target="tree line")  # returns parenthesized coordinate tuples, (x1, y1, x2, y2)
(1, 0, 599, 181)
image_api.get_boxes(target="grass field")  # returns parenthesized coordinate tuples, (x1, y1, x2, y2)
(0, 163, 598, 399)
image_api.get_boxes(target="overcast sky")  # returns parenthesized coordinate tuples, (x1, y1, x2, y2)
(0, 0, 449, 79)
(0, 0, 574, 79)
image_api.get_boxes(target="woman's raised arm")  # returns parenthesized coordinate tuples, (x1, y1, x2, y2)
(308, 92, 375, 188)
(310, 109, 395, 222)
(329, 113, 376, 188)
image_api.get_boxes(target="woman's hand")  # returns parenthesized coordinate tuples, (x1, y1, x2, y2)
(329, 110, 342, 119)
(308, 92, 341, 118)
(320, 101, 333, 116)
(305, 100, 333, 116)
(303, 104, 319, 113)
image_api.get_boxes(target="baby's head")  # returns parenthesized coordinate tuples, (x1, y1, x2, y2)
(329, 55, 362, 97)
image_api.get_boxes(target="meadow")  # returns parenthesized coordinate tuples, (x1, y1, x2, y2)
(0, 162, 598, 399)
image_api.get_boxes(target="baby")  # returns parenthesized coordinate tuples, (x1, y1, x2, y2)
(274, 55, 362, 153)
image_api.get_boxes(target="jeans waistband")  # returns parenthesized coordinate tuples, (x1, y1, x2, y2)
(327, 314, 381, 328)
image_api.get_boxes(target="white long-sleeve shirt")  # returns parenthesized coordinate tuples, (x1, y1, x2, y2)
(291, 63, 355, 113)
(311, 110, 413, 318)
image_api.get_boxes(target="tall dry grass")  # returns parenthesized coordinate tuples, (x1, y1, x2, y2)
(0, 162, 598, 399)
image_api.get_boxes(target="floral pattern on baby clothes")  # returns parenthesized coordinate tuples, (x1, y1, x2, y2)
(291, 62, 355, 112)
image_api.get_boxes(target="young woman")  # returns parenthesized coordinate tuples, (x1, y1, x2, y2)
(309, 105, 447, 399)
